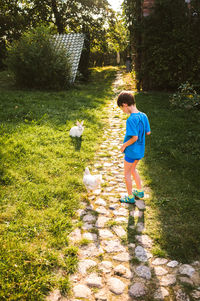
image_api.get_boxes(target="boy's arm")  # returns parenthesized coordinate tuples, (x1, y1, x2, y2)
(146, 131, 151, 135)
(121, 136, 138, 152)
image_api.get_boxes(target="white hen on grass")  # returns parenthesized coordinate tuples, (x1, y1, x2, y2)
(83, 167, 102, 192)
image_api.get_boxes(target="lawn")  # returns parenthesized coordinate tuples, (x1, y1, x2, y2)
(1, 67, 200, 300)
(136, 91, 200, 262)
(0, 67, 117, 300)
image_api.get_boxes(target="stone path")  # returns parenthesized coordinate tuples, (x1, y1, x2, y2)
(47, 71, 200, 301)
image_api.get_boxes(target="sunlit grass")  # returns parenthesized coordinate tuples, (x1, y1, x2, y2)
(0, 67, 117, 300)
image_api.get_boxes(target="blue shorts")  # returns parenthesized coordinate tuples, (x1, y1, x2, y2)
(124, 155, 140, 163)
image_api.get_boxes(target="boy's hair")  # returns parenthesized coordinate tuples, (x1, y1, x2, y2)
(117, 91, 135, 107)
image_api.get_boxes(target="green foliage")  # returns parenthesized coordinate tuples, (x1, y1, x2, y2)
(140, 0, 200, 90)
(124, 0, 200, 91)
(5, 26, 71, 90)
(170, 82, 200, 109)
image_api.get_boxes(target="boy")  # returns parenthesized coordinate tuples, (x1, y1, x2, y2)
(117, 91, 151, 204)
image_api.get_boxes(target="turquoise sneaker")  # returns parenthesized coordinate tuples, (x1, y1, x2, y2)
(120, 195, 135, 204)
(133, 189, 144, 199)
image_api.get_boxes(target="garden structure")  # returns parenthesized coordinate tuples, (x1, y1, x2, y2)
(53, 33, 85, 83)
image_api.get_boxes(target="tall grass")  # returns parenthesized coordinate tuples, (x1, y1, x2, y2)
(0, 67, 117, 300)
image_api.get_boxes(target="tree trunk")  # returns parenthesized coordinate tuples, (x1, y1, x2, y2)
(134, 0, 142, 91)
(51, 0, 65, 34)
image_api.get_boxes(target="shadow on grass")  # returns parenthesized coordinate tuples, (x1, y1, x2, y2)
(135, 92, 200, 262)
(70, 137, 82, 151)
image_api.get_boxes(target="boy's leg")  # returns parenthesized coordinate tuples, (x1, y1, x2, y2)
(131, 160, 142, 190)
(124, 160, 134, 195)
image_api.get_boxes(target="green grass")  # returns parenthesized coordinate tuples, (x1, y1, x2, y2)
(0, 66, 117, 300)
(135, 92, 200, 262)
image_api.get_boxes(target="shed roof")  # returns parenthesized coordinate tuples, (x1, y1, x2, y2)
(53, 33, 85, 83)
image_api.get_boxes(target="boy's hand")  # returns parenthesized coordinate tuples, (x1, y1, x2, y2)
(121, 144, 126, 152)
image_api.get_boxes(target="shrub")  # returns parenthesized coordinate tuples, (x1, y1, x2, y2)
(5, 26, 71, 89)
(170, 82, 200, 109)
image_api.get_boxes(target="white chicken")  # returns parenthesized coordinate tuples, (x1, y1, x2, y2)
(83, 167, 102, 192)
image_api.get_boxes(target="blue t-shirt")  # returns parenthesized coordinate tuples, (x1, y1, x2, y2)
(124, 112, 151, 159)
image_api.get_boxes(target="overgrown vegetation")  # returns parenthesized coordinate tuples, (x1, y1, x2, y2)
(5, 26, 71, 90)
(0, 66, 117, 300)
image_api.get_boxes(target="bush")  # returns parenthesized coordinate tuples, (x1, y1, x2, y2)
(5, 26, 71, 89)
(170, 82, 200, 109)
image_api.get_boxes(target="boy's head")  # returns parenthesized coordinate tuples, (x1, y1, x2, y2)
(117, 91, 135, 107)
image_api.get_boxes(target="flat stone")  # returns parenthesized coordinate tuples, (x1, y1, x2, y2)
(191, 290, 200, 299)
(154, 267, 168, 276)
(96, 207, 109, 215)
(128, 243, 136, 249)
(152, 258, 168, 265)
(113, 252, 130, 262)
(114, 264, 133, 279)
(137, 222, 145, 232)
(192, 261, 200, 266)
(167, 260, 179, 268)
(94, 189, 101, 195)
(104, 162, 113, 167)
(179, 277, 193, 285)
(105, 187, 114, 192)
(82, 223, 94, 230)
(82, 214, 96, 223)
(85, 204, 94, 210)
(160, 274, 176, 286)
(175, 289, 190, 301)
(73, 284, 91, 298)
(95, 198, 107, 206)
(99, 229, 114, 239)
(85, 273, 103, 288)
(130, 210, 144, 218)
(108, 277, 125, 295)
(103, 239, 126, 253)
(80, 244, 103, 257)
(68, 228, 82, 241)
(136, 235, 152, 248)
(99, 261, 112, 273)
(135, 265, 151, 279)
(78, 259, 97, 275)
(95, 216, 110, 228)
(83, 232, 97, 241)
(109, 196, 118, 203)
(77, 209, 87, 216)
(115, 217, 128, 223)
(179, 264, 195, 277)
(112, 226, 126, 238)
(129, 282, 146, 297)
(135, 200, 146, 210)
(113, 208, 128, 216)
(109, 204, 118, 210)
(135, 246, 148, 262)
(46, 289, 61, 301)
(94, 290, 108, 301)
(154, 287, 169, 299)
